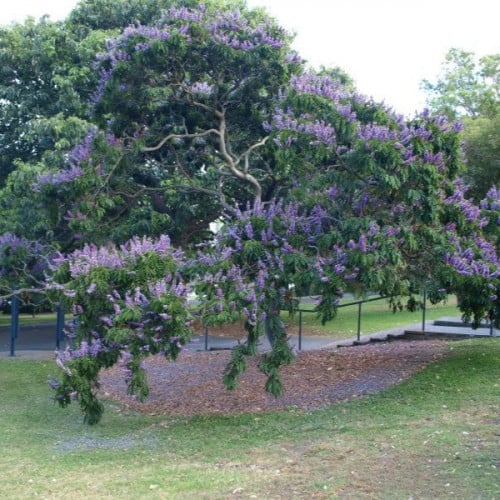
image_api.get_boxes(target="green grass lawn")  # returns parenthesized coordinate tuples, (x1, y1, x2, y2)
(0, 338, 498, 498)
(0, 312, 56, 327)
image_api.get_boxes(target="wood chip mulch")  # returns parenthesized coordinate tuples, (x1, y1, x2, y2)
(99, 340, 449, 417)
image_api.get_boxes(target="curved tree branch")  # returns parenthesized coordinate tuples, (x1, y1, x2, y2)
(142, 128, 221, 153)
(238, 136, 269, 174)
(217, 113, 263, 204)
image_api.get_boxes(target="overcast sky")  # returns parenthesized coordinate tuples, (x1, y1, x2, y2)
(1, 0, 498, 117)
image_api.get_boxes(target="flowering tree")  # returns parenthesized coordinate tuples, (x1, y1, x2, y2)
(28, 3, 498, 423)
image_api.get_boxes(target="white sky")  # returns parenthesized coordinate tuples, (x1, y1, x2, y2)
(1, 0, 499, 117)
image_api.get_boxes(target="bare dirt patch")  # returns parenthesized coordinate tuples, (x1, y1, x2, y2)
(99, 340, 449, 417)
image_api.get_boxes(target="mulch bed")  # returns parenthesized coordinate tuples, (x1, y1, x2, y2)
(99, 339, 449, 417)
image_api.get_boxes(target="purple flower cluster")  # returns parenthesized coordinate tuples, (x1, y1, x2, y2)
(444, 178, 483, 222)
(444, 178, 469, 203)
(423, 150, 446, 171)
(0, 233, 49, 279)
(0, 233, 44, 253)
(304, 120, 336, 146)
(480, 186, 500, 212)
(34, 127, 99, 191)
(384, 226, 401, 237)
(53, 235, 178, 278)
(445, 233, 499, 278)
(285, 51, 303, 65)
(291, 73, 351, 105)
(358, 124, 398, 142)
(345, 234, 378, 254)
(417, 111, 463, 138)
(57, 244, 124, 277)
(121, 24, 171, 43)
(264, 108, 336, 146)
(207, 10, 287, 51)
(164, 5, 205, 23)
(67, 127, 98, 167)
(357, 121, 433, 161)
(148, 276, 188, 301)
(58, 338, 108, 362)
(34, 165, 84, 191)
(190, 81, 214, 97)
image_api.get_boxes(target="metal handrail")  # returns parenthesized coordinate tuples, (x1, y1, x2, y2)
(289, 294, 430, 345)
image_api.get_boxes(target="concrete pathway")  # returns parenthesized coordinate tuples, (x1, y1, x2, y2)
(0, 323, 342, 359)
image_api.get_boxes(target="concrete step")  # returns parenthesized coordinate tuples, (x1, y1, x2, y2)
(403, 329, 496, 340)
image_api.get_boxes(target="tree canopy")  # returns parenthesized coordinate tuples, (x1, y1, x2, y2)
(0, 2, 498, 424)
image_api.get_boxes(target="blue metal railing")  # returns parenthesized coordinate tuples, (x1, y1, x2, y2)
(6, 297, 64, 357)
(9, 293, 19, 357)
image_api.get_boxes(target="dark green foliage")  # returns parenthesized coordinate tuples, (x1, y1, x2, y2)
(259, 334, 294, 397)
(462, 115, 500, 201)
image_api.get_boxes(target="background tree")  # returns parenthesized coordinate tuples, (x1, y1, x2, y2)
(421, 48, 499, 119)
(0, 17, 90, 185)
(461, 114, 500, 201)
(0, 0, 194, 248)
(422, 48, 499, 200)
(0, 0, 196, 186)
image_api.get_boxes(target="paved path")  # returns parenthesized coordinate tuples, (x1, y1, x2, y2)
(1, 323, 341, 359)
(1, 318, 498, 360)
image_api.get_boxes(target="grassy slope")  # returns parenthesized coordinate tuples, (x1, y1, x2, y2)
(0, 338, 498, 498)
(283, 296, 460, 337)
